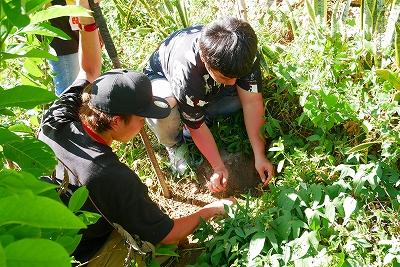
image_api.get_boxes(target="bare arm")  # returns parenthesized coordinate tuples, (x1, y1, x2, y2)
(160, 198, 234, 244)
(75, 1, 101, 82)
(189, 124, 228, 192)
(237, 87, 275, 184)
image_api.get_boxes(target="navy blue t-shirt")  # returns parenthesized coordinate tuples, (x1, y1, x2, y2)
(144, 25, 262, 129)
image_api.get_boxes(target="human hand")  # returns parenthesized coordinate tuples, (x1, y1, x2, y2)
(255, 157, 275, 187)
(204, 197, 236, 216)
(207, 166, 229, 193)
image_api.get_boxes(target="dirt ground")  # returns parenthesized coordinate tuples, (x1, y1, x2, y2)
(147, 150, 263, 266)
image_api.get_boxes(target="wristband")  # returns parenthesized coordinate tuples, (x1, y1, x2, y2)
(79, 22, 98, 32)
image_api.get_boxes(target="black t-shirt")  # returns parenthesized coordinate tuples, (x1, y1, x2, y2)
(144, 25, 262, 129)
(49, 0, 79, 56)
(39, 79, 173, 262)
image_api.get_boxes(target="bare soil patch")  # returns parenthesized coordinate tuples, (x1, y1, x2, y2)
(148, 150, 263, 266)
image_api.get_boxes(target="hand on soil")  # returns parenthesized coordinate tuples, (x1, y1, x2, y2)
(255, 157, 276, 187)
(207, 171, 228, 193)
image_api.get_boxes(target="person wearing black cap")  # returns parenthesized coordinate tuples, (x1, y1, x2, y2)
(38, 1, 233, 266)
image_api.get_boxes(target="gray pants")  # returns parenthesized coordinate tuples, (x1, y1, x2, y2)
(146, 78, 241, 147)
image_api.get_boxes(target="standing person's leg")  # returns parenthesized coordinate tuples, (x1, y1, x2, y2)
(48, 52, 80, 96)
(145, 78, 188, 174)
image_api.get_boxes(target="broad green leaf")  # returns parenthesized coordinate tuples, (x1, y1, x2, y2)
(265, 229, 278, 252)
(291, 220, 307, 239)
(24, 58, 44, 78)
(277, 190, 297, 210)
(324, 195, 335, 223)
(3, 137, 57, 177)
(79, 211, 101, 226)
(1, 49, 58, 61)
(68, 186, 89, 212)
(31, 5, 91, 24)
(7, 225, 41, 240)
(0, 85, 56, 109)
(55, 235, 82, 254)
(154, 244, 178, 256)
(343, 196, 357, 225)
(25, 0, 52, 14)
(0, 169, 57, 195)
(0, 127, 21, 145)
(0, 243, 5, 267)
(304, 208, 321, 230)
(1, 0, 30, 28)
(8, 124, 33, 134)
(5, 239, 70, 267)
(376, 69, 400, 90)
(0, 108, 15, 116)
(248, 232, 266, 261)
(306, 134, 320, 141)
(21, 22, 70, 40)
(291, 233, 310, 260)
(274, 212, 292, 240)
(0, 194, 86, 229)
(234, 227, 245, 238)
(335, 164, 356, 179)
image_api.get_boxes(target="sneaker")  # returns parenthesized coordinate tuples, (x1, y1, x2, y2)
(166, 144, 189, 174)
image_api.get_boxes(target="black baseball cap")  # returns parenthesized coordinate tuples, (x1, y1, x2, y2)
(89, 69, 170, 119)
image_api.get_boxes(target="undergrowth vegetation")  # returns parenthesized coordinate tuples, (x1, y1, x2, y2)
(1, 0, 399, 266)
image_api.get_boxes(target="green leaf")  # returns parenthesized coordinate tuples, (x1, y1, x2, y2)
(55, 234, 82, 254)
(0, 127, 21, 145)
(0, 85, 56, 109)
(0, 108, 15, 116)
(1, 0, 30, 28)
(248, 232, 266, 261)
(306, 134, 320, 141)
(3, 137, 57, 177)
(154, 244, 178, 256)
(79, 211, 101, 226)
(1, 49, 58, 61)
(304, 208, 321, 230)
(376, 69, 400, 90)
(0, 243, 5, 267)
(21, 22, 71, 40)
(347, 141, 380, 154)
(265, 229, 278, 252)
(5, 239, 70, 267)
(30, 5, 91, 24)
(8, 124, 33, 134)
(0, 169, 57, 195)
(25, 0, 52, 14)
(343, 196, 357, 225)
(24, 58, 44, 78)
(7, 225, 42, 240)
(234, 227, 245, 238)
(324, 195, 335, 223)
(0, 194, 86, 229)
(68, 186, 89, 212)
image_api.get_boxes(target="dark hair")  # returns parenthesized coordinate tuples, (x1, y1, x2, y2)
(79, 84, 132, 133)
(199, 17, 258, 78)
